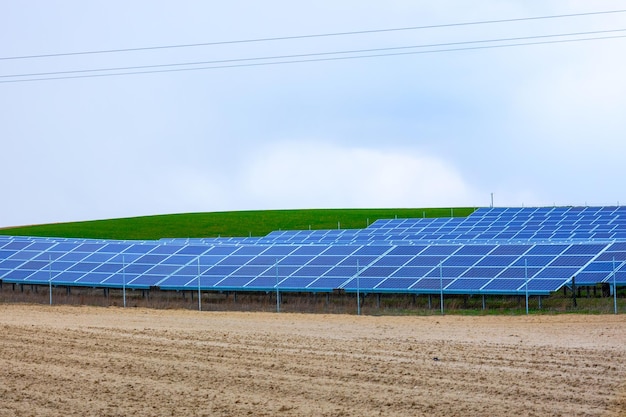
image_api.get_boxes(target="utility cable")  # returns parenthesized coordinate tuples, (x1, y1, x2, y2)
(1, 32, 624, 84)
(1, 28, 624, 81)
(1, 9, 625, 61)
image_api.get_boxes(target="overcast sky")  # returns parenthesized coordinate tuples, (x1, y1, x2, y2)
(2, 1, 626, 227)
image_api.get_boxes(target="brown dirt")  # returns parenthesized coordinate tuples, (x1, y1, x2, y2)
(0, 305, 624, 417)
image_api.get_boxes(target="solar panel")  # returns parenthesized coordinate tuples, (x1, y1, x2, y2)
(1, 207, 624, 296)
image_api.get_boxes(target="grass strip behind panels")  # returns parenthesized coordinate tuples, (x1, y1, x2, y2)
(0, 207, 476, 240)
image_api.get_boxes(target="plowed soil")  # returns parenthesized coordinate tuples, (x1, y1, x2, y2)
(0, 305, 624, 417)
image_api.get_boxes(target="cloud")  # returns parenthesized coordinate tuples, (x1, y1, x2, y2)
(238, 141, 475, 209)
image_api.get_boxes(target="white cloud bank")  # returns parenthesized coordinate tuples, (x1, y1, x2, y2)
(237, 141, 476, 209)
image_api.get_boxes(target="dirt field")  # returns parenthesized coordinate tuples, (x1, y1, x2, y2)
(0, 305, 624, 417)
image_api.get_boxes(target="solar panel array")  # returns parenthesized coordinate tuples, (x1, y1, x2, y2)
(1, 207, 625, 296)
(161, 206, 626, 246)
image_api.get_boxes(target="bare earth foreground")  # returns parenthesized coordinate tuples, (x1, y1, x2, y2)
(0, 305, 624, 417)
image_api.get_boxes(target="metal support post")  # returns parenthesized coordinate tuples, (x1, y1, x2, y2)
(613, 258, 618, 314)
(122, 256, 126, 308)
(525, 259, 529, 315)
(197, 257, 201, 312)
(356, 259, 361, 316)
(440, 262, 444, 315)
(49, 255, 52, 306)
(276, 259, 280, 313)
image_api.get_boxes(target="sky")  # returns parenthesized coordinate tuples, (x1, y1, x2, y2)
(2, 1, 626, 227)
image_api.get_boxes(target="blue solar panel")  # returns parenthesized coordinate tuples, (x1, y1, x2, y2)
(275, 276, 316, 288)
(498, 267, 541, 278)
(446, 278, 491, 291)
(26, 242, 55, 251)
(68, 262, 99, 273)
(512, 256, 556, 267)
(218, 255, 255, 265)
(76, 272, 114, 285)
(75, 243, 106, 252)
(482, 279, 525, 292)
(490, 245, 530, 255)
(150, 245, 185, 255)
(406, 256, 449, 267)
(136, 254, 168, 264)
(549, 256, 593, 267)
(359, 266, 398, 277)
(596, 252, 626, 261)
(279, 255, 315, 265)
(371, 256, 412, 267)
(93, 263, 123, 273)
(292, 246, 327, 255)
(534, 267, 579, 279)
(1, 206, 622, 297)
(526, 245, 568, 256)
(338, 256, 378, 267)
(454, 245, 496, 255)
(123, 245, 157, 255)
(292, 266, 332, 277)
(156, 275, 193, 288)
(354, 246, 390, 255)
(420, 245, 460, 255)
(163, 254, 197, 265)
(411, 278, 454, 290)
(308, 277, 350, 289)
(4, 241, 33, 250)
(229, 265, 270, 276)
(391, 266, 433, 277)
(376, 277, 421, 289)
(205, 246, 239, 255)
(426, 266, 468, 278)
(527, 279, 567, 291)
(476, 255, 519, 266)
(234, 246, 267, 256)
(204, 265, 239, 276)
(216, 276, 254, 287)
(261, 245, 297, 256)
(322, 246, 358, 256)
(387, 246, 427, 255)
(308, 255, 345, 266)
(324, 266, 356, 277)
(54, 271, 88, 284)
(461, 267, 504, 278)
(443, 256, 482, 267)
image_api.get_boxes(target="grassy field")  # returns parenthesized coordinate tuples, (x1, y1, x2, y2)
(0, 207, 476, 240)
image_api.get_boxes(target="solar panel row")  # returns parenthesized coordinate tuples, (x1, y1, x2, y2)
(0, 234, 620, 295)
(160, 206, 626, 246)
(1, 206, 625, 296)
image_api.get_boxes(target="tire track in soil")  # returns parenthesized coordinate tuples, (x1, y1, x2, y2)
(0, 305, 624, 416)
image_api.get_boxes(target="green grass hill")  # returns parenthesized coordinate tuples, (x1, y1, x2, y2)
(0, 208, 476, 240)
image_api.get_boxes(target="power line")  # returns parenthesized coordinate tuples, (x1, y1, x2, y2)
(2, 28, 624, 80)
(2, 33, 624, 84)
(1, 9, 625, 61)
